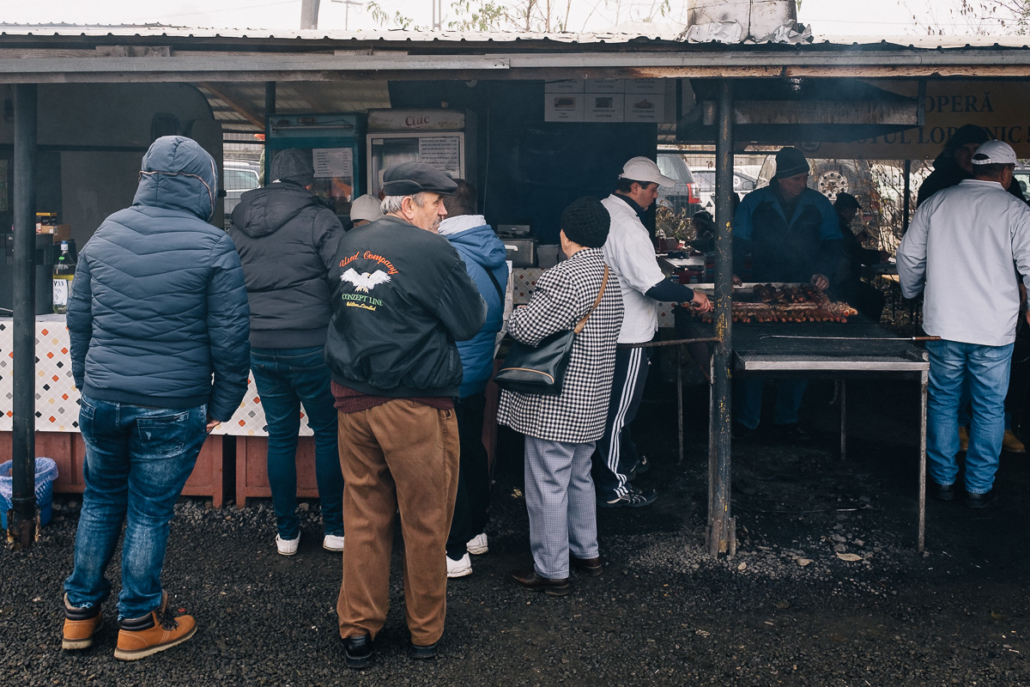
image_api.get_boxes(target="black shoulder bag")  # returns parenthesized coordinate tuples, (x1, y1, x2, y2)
(494, 265, 609, 396)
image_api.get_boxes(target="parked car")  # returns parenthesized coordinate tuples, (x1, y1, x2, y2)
(656, 152, 701, 215)
(224, 160, 261, 222)
(692, 169, 757, 211)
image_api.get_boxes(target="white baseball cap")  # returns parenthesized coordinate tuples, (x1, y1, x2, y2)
(350, 194, 384, 223)
(971, 140, 1018, 166)
(619, 156, 675, 187)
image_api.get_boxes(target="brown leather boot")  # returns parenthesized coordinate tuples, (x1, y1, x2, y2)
(113, 592, 196, 661)
(62, 594, 103, 650)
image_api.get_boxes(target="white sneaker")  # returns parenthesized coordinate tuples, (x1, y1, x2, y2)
(466, 533, 489, 555)
(276, 533, 300, 556)
(323, 534, 345, 552)
(446, 553, 473, 578)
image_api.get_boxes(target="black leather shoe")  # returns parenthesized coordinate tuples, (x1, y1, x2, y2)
(773, 423, 810, 442)
(965, 489, 997, 509)
(341, 633, 373, 669)
(929, 482, 956, 502)
(411, 640, 439, 660)
(570, 555, 602, 577)
(511, 569, 570, 596)
(731, 422, 757, 441)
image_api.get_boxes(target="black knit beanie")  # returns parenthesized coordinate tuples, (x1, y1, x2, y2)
(561, 196, 611, 248)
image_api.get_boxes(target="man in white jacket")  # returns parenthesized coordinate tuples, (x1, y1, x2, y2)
(898, 140, 1030, 509)
(594, 157, 711, 507)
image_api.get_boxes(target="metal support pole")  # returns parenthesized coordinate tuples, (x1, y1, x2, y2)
(677, 346, 684, 465)
(707, 79, 734, 558)
(300, 0, 321, 29)
(918, 369, 928, 553)
(264, 82, 276, 118)
(903, 159, 912, 232)
(840, 379, 847, 460)
(9, 84, 38, 547)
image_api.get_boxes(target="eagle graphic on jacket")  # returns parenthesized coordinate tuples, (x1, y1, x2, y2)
(341, 268, 392, 293)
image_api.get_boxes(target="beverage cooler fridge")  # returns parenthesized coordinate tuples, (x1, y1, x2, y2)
(366, 109, 474, 197)
(265, 113, 366, 222)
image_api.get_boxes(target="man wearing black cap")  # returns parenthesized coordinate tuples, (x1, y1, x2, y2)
(732, 147, 842, 439)
(324, 162, 487, 667)
(832, 192, 888, 322)
(918, 124, 1026, 206)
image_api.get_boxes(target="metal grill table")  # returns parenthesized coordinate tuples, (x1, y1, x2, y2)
(679, 312, 931, 552)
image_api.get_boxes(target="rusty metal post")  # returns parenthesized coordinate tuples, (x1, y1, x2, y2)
(707, 79, 734, 557)
(903, 159, 912, 232)
(9, 84, 38, 548)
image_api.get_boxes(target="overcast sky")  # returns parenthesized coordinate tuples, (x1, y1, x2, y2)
(1, 0, 1015, 36)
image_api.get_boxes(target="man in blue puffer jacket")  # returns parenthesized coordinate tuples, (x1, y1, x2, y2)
(62, 136, 250, 661)
(439, 179, 508, 579)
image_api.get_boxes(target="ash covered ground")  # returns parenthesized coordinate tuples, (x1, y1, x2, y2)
(2, 376, 1028, 686)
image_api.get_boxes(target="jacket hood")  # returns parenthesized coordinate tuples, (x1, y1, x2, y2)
(446, 223, 507, 270)
(132, 136, 218, 221)
(231, 183, 322, 238)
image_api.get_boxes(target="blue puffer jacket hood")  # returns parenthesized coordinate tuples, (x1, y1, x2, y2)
(442, 220, 508, 398)
(67, 136, 251, 422)
(133, 136, 218, 222)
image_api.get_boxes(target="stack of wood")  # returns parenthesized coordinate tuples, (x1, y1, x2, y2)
(697, 283, 859, 324)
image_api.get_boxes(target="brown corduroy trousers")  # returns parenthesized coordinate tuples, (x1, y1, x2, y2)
(336, 400, 460, 646)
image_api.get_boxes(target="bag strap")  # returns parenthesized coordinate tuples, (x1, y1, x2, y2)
(483, 265, 504, 301)
(573, 265, 609, 335)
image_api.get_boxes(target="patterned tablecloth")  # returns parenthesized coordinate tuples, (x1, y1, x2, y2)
(0, 273, 672, 436)
(0, 316, 307, 436)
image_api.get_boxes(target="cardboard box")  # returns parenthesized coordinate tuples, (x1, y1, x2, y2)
(41, 225, 71, 242)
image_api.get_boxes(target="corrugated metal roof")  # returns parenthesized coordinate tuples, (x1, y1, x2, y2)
(1, 22, 1029, 50)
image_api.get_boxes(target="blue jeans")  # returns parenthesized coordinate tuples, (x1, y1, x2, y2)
(250, 347, 343, 539)
(734, 378, 808, 430)
(64, 395, 207, 619)
(926, 339, 1013, 494)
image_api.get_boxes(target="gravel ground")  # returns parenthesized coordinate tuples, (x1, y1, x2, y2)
(2, 377, 1029, 686)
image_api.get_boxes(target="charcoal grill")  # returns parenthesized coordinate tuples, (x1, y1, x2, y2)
(675, 308, 931, 552)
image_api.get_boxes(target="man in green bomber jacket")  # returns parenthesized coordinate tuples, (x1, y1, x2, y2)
(325, 162, 486, 669)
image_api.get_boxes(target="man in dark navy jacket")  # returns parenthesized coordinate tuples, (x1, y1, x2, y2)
(732, 147, 842, 439)
(62, 136, 250, 661)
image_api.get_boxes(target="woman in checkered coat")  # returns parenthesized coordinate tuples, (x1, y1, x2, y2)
(499, 197, 624, 596)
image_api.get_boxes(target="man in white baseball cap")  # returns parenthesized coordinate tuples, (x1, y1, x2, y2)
(350, 194, 384, 227)
(593, 157, 711, 509)
(898, 139, 1030, 509)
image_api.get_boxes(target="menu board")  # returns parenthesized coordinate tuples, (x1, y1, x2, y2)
(312, 148, 353, 180)
(544, 79, 667, 123)
(418, 136, 462, 177)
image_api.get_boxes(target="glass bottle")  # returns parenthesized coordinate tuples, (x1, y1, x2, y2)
(52, 241, 76, 315)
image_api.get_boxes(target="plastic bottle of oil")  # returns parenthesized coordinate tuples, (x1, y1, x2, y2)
(52, 241, 76, 314)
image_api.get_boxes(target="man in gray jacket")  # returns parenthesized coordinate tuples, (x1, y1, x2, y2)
(230, 148, 346, 555)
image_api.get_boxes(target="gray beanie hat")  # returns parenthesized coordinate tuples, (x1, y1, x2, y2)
(270, 149, 315, 187)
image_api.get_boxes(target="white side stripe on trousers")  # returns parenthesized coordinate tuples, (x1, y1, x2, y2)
(606, 347, 642, 497)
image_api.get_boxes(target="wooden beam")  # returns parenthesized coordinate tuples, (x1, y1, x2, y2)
(199, 82, 265, 129)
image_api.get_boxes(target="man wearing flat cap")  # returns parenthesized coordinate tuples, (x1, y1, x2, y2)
(324, 162, 487, 668)
(899, 141, 1030, 509)
(732, 147, 842, 440)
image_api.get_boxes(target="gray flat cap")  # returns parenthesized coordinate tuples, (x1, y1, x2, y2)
(382, 162, 457, 196)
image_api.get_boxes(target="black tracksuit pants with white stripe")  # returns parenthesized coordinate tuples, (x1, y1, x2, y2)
(592, 346, 652, 499)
